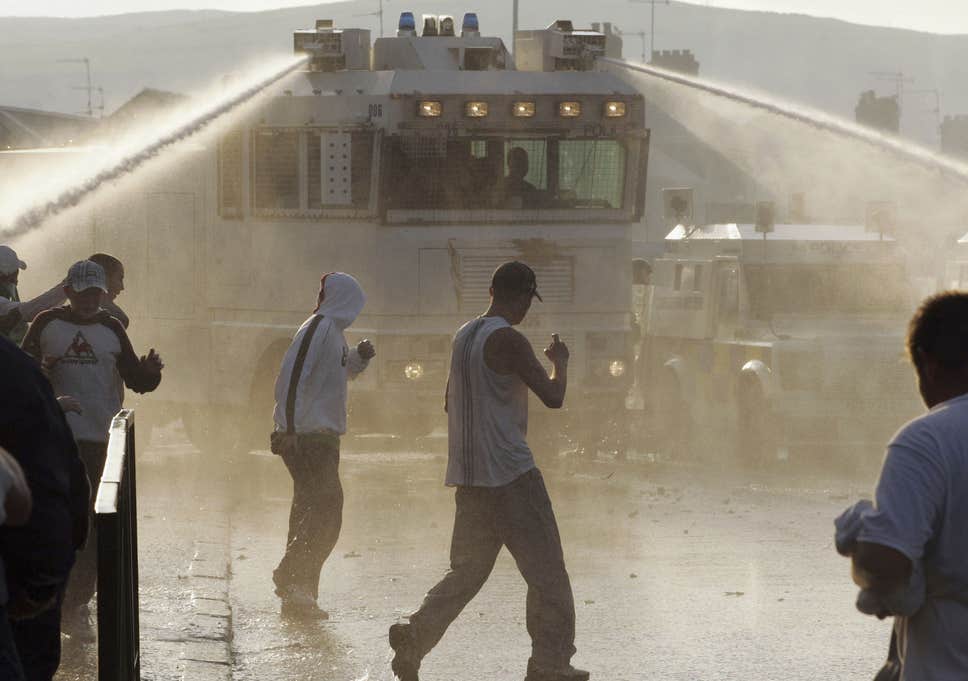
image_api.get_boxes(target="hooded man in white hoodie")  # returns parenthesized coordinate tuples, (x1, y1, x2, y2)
(270, 272, 375, 619)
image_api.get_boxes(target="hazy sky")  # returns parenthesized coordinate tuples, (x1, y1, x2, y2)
(1, 0, 966, 34)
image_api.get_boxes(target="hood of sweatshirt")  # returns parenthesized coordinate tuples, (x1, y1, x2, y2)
(314, 272, 365, 330)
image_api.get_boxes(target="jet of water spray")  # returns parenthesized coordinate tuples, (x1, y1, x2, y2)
(601, 57, 968, 186)
(1, 55, 309, 237)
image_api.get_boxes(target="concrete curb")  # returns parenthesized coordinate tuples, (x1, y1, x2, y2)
(181, 526, 234, 680)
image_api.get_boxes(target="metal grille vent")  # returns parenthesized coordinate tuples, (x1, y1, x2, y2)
(459, 255, 574, 309)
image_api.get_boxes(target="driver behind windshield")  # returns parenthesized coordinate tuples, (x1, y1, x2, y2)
(497, 146, 538, 208)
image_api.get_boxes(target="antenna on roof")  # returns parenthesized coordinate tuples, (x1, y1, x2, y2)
(57, 57, 97, 117)
(353, 0, 385, 37)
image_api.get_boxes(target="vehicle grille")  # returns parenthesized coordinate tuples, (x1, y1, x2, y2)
(459, 255, 574, 310)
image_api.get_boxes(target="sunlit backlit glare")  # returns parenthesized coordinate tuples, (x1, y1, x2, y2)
(418, 101, 443, 117)
(404, 362, 425, 380)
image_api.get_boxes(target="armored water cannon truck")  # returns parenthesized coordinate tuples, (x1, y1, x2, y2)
(0, 16, 649, 453)
(635, 203, 922, 468)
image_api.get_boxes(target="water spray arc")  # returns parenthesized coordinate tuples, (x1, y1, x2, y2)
(601, 57, 968, 186)
(3, 55, 309, 237)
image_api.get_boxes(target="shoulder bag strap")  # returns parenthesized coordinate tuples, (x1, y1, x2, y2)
(285, 315, 325, 435)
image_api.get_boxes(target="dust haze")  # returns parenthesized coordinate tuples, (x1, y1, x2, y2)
(2, 5, 961, 679)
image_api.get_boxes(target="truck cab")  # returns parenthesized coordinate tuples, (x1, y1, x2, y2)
(639, 221, 921, 467)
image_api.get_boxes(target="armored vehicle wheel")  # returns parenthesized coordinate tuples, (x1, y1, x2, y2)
(181, 406, 245, 457)
(652, 370, 688, 460)
(736, 381, 776, 467)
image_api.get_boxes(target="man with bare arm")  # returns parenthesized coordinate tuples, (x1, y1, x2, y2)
(389, 261, 588, 681)
(837, 292, 968, 679)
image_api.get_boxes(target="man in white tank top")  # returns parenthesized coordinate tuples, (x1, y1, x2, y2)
(389, 262, 588, 681)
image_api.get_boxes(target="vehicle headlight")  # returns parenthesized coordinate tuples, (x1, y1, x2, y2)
(404, 362, 425, 380)
(464, 101, 488, 117)
(609, 360, 627, 378)
(558, 101, 581, 118)
(604, 101, 626, 118)
(417, 100, 442, 117)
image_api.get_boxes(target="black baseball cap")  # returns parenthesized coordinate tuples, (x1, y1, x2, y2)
(491, 261, 542, 302)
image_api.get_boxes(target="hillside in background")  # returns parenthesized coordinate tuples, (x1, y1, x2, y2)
(1, 1, 967, 145)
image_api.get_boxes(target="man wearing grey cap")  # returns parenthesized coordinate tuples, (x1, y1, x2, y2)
(390, 261, 588, 681)
(0, 245, 66, 344)
(21, 260, 163, 636)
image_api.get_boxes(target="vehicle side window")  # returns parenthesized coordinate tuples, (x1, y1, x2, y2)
(251, 127, 374, 218)
(558, 139, 626, 209)
(253, 129, 300, 213)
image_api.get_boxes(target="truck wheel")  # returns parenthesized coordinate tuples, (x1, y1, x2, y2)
(653, 370, 688, 459)
(181, 406, 244, 456)
(736, 380, 775, 467)
(242, 341, 290, 452)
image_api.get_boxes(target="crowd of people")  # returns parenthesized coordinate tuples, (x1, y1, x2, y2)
(0, 246, 162, 680)
(0, 240, 966, 681)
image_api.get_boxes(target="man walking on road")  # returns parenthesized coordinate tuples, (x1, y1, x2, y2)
(389, 261, 588, 681)
(21, 260, 163, 636)
(270, 272, 375, 619)
(840, 291, 968, 679)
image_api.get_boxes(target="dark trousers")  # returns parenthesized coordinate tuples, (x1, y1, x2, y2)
(273, 435, 343, 600)
(63, 441, 107, 613)
(10, 593, 62, 681)
(0, 606, 26, 681)
(408, 468, 577, 669)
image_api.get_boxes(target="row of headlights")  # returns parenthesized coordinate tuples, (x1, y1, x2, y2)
(417, 100, 627, 119)
(398, 359, 626, 381)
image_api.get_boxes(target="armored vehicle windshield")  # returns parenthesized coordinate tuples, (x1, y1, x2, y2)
(384, 136, 627, 211)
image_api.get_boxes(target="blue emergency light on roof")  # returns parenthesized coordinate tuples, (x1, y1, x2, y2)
(462, 13, 480, 34)
(399, 12, 416, 32)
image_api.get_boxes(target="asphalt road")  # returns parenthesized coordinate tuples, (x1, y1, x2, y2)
(49, 426, 894, 681)
(226, 442, 893, 681)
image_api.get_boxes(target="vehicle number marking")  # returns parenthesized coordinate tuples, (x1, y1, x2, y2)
(368, 104, 383, 119)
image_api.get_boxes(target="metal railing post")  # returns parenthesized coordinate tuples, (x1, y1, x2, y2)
(95, 409, 141, 681)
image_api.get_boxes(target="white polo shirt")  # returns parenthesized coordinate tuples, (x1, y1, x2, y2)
(859, 393, 968, 681)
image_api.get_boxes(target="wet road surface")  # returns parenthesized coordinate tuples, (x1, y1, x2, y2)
(56, 426, 231, 681)
(50, 426, 893, 681)
(228, 443, 892, 681)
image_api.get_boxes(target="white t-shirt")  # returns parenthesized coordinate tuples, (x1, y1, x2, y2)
(22, 307, 161, 443)
(858, 392, 968, 681)
(445, 316, 535, 488)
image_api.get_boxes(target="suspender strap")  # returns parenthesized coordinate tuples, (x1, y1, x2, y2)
(285, 315, 325, 435)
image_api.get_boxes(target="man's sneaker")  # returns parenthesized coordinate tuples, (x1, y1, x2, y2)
(278, 586, 329, 621)
(525, 660, 590, 681)
(388, 622, 420, 681)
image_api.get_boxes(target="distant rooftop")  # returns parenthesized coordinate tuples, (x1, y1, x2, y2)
(0, 105, 98, 149)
